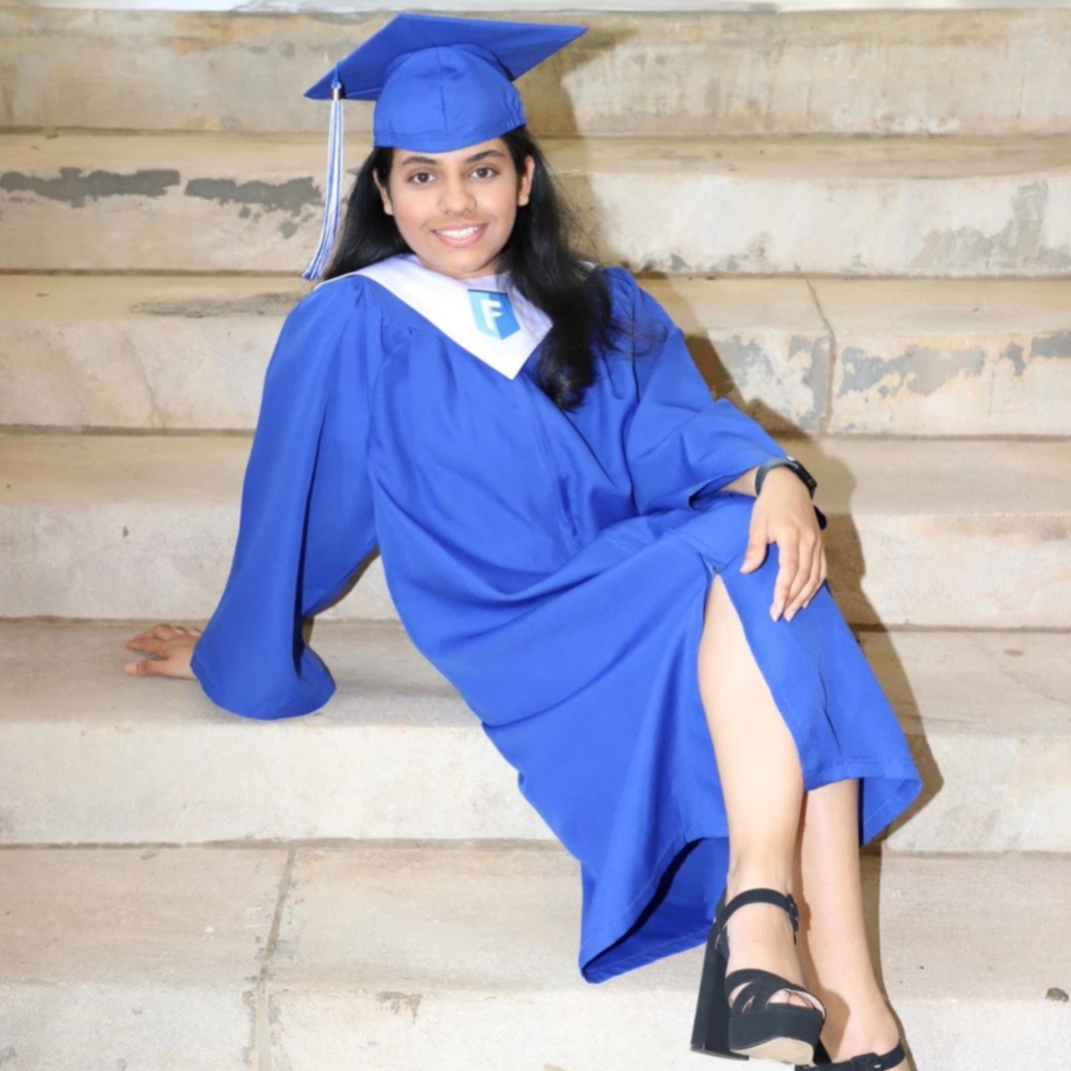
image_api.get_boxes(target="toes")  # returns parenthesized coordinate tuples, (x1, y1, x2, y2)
(769, 990, 810, 1008)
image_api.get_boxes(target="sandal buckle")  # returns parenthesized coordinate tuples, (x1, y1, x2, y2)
(786, 894, 800, 930)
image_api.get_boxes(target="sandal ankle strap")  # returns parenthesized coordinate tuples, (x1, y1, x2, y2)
(847, 1042, 906, 1071)
(806, 1041, 906, 1071)
(716, 888, 801, 939)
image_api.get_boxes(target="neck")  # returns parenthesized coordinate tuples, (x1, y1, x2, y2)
(409, 252, 506, 283)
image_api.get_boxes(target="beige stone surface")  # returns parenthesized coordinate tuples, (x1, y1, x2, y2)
(5, 9, 1071, 137)
(0, 846, 287, 1068)
(2, 132, 1070, 276)
(0, 619, 1069, 851)
(0, 273, 828, 433)
(0, 618, 547, 845)
(0, 276, 298, 431)
(265, 846, 1071, 1069)
(4, 273, 1071, 435)
(2, 433, 1069, 627)
(816, 276, 1071, 434)
(3, 845, 1066, 1068)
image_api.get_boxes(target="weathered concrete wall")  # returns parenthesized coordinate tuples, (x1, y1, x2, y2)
(4, 8, 1071, 136)
(4, 619, 1070, 852)
(2, 434, 1069, 628)
(3, 846, 1068, 1070)
(4, 274, 1070, 435)
(3, 132, 1070, 275)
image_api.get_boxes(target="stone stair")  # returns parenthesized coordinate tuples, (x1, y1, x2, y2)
(5, 131, 1071, 274)
(2, 4, 1070, 1069)
(2, 846, 1068, 1069)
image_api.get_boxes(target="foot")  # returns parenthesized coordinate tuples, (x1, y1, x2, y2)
(722, 880, 815, 1012)
(822, 1004, 907, 1070)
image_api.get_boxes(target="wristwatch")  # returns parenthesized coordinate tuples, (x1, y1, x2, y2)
(755, 455, 817, 499)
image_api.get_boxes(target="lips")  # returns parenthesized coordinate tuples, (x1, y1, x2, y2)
(433, 223, 488, 248)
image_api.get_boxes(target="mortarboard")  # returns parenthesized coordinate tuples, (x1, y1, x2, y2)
(301, 12, 587, 280)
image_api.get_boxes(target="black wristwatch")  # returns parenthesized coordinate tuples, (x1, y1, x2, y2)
(755, 455, 817, 499)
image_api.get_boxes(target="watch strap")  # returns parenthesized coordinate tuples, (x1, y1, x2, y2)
(755, 456, 816, 499)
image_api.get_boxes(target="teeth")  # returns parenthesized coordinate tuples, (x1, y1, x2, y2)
(438, 225, 482, 239)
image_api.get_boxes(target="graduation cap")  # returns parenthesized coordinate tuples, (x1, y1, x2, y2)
(301, 12, 587, 280)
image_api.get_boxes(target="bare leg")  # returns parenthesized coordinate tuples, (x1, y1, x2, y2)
(696, 571, 811, 1008)
(794, 781, 907, 1067)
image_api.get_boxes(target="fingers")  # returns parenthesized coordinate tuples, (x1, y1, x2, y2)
(770, 540, 800, 620)
(738, 523, 769, 574)
(124, 623, 200, 651)
(773, 531, 826, 622)
(123, 622, 201, 677)
(125, 655, 162, 675)
(125, 623, 182, 645)
(783, 537, 824, 621)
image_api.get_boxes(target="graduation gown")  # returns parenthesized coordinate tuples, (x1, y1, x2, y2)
(191, 255, 923, 984)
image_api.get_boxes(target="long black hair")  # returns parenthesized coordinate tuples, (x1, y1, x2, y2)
(322, 126, 627, 412)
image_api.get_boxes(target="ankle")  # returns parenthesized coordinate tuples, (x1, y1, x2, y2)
(825, 1004, 901, 1063)
(724, 858, 794, 902)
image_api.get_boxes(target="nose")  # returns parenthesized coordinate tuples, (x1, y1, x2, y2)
(438, 175, 477, 216)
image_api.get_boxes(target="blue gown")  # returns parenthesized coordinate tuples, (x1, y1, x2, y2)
(190, 260, 923, 984)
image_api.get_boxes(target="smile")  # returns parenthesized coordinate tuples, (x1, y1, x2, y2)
(433, 223, 488, 247)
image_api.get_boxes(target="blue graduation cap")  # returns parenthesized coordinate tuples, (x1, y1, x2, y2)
(301, 12, 587, 280)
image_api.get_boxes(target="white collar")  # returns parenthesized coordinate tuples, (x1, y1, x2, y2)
(320, 253, 551, 380)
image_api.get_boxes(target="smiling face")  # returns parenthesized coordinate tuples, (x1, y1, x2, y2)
(373, 137, 535, 281)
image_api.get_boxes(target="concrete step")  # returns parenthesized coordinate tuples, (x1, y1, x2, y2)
(1, 843, 1067, 1069)
(3, 132, 1070, 276)
(6, 8, 1071, 137)
(0, 844, 287, 1069)
(4, 273, 1071, 436)
(2, 434, 1069, 628)
(2, 618, 1069, 851)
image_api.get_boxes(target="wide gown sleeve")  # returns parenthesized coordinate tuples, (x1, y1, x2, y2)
(190, 280, 380, 720)
(617, 270, 827, 529)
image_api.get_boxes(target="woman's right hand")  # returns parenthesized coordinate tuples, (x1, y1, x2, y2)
(124, 623, 202, 680)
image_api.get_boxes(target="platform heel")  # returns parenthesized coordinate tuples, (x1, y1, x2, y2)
(690, 892, 747, 1059)
(718, 889, 826, 1064)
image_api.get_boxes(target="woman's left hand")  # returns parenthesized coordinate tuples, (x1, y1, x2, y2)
(739, 467, 827, 622)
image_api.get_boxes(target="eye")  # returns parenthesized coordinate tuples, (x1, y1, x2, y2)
(472, 166, 498, 180)
(407, 171, 434, 185)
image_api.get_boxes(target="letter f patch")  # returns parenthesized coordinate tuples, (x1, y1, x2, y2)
(468, 289, 520, 340)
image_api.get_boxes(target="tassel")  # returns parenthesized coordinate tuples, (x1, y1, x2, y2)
(302, 69, 345, 282)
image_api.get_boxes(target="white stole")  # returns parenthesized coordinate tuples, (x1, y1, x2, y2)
(320, 253, 552, 380)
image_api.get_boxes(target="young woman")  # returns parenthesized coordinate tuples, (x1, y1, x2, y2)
(123, 13, 922, 1069)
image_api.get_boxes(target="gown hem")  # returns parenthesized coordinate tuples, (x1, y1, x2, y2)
(578, 756, 921, 984)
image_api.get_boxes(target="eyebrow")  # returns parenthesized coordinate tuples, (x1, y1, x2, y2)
(398, 149, 506, 168)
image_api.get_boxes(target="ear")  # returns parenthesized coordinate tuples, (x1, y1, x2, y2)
(517, 154, 536, 207)
(373, 169, 394, 216)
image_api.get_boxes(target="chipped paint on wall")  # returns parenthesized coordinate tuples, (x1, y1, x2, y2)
(184, 176, 321, 215)
(0, 168, 181, 207)
(130, 292, 302, 317)
(913, 182, 1071, 274)
(838, 344, 987, 398)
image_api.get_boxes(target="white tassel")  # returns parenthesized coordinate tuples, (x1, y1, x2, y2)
(302, 70, 345, 282)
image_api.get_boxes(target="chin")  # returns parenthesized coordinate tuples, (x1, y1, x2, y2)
(421, 244, 504, 280)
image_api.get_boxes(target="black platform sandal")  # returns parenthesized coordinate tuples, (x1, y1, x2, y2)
(797, 1039, 906, 1070)
(691, 890, 746, 1059)
(691, 888, 826, 1065)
